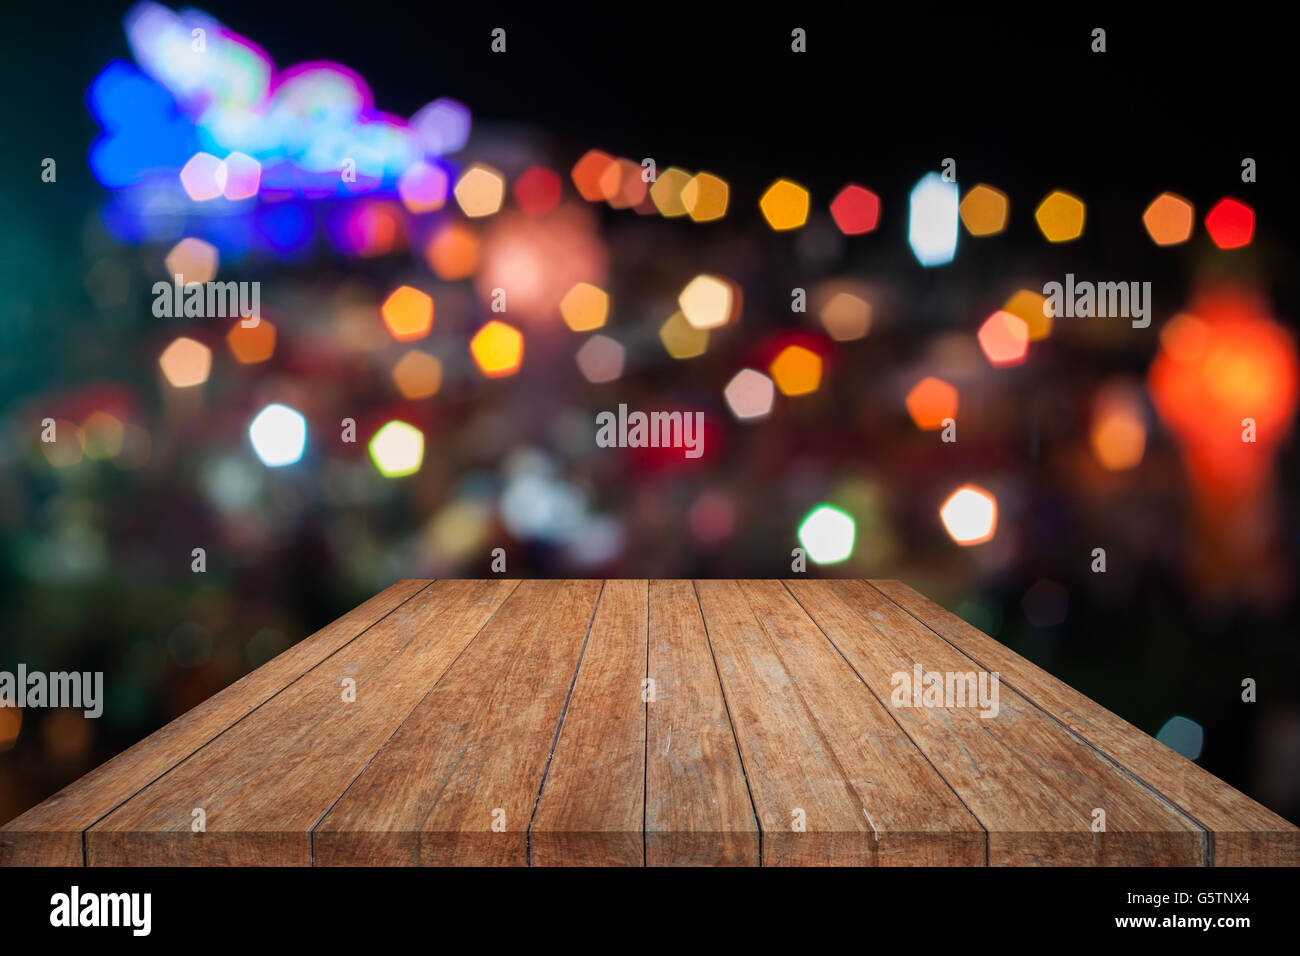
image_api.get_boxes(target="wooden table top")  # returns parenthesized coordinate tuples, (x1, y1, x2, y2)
(3, 579, 1295, 866)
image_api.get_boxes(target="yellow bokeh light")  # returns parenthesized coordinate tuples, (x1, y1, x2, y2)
(453, 164, 506, 218)
(1034, 190, 1086, 242)
(470, 320, 524, 377)
(164, 237, 219, 284)
(959, 184, 1009, 236)
(680, 171, 729, 222)
(39, 419, 84, 468)
(158, 336, 212, 388)
(391, 350, 443, 399)
(769, 345, 822, 395)
(1002, 289, 1053, 341)
(678, 274, 733, 330)
(658, 311, 709, 359)
(650, 167, 692, 217)
(759, 179, 810, 231)
(381, 285, 434, 342)
(560, 281, 610, 332)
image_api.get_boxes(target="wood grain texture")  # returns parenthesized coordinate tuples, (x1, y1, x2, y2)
(0, 579, 431, 866)
(786, 579, 1206, 865)
(86, 579, 516, 866)
(530, 579, 647, 866)
(5, 579, 1294, 867)
(871, 578, 1300, 866)
(645, 580, 758, 865)
(314, 579, 602, 866)
(739, 580, 985, 865)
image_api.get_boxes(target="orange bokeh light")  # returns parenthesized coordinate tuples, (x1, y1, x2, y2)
(906, 377, 958, 430)
(381, 286, 434, 341)
(226, 318, 276, 364)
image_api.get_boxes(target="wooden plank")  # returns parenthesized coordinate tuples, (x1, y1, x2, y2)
(0, 579, 431, 866)
(313, 579, 602, 866)
(645, 580, 758, 865)
(694, 579, 872, 865)
(871, 578, 1300, 867)
(786, 579, 1205, 865)
(530, 579, 647, 866)
(86, 579, 516, 866)
(737, 580, 985, 865)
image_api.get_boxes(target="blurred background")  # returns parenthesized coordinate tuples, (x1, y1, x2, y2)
(2, 4, 1298, 826)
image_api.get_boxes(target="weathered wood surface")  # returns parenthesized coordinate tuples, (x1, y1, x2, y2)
(3, 579, 1295, 866)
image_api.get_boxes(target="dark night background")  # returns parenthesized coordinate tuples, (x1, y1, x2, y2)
(1, 4, 1297, 828)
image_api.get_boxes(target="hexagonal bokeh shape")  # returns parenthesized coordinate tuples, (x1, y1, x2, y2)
(959, 183, 1009, 236)
(470, 320, 524, 377)
(650, 167, 693, 218)
(180, 151, 226, 201)
(940, 484, 997, 545)
(723, 368, 775, 421)
(514, 165, 561, 216)
(165, 237, 219, 284)
(369, 420, 424, 478)
(818, 290, 872, 341)
(1034, 189, 1086, 242)
(381, 286, 434, 341)
(571, 149, 616, 201)
(759, 179, 810, 231)
(797, 504, 856, 564)
(1142, 192, 1194, 246)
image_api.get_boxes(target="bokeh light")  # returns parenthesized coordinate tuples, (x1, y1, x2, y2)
(797, 504, 856, 564)
(940, 484, 997, 545)
(179, 151, 226, 201)
(424, 223, 480, 280)
(560, 281, 610, 332)
(817, 288, 872, 341)
(759, 178, 810, 231)
(905, 377, 958, 430)
(381, 285, 434, 341)
(908, 172, 959, 266)
(158, 336, 212, 387)
(226, 318, 276, 364)
(977, 310, 1030, 367)
(681, 171, 729, 222)
(1002, 289, 1053, 341)
(1034, 189, 1086, 242)
(1090, 382, 1147, 471)
(470, 320, 524, 377)
(368, 420, 424, 478)
(829, 184, 880, 235)
(248, 403, 307, 467)
(658, 311, 709, 359)
(575, 334, 625, 383)
(391, 350, 443, 399)
(959, 183, 1009, 236)
(514, 165, 562, 216)
(723, 368, 775, 421)
(1142, 192, 1194, 246)
(768, 345, 822, 396)
(679, 274, 733, 330)
(165, 237, 218, 283)
(397, 161, 450, 213)
(453, 163, 506, 218)
(649, 167, 692, 218)
(572, 149, 616, 201)
(1204, 198, 1254, 249)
